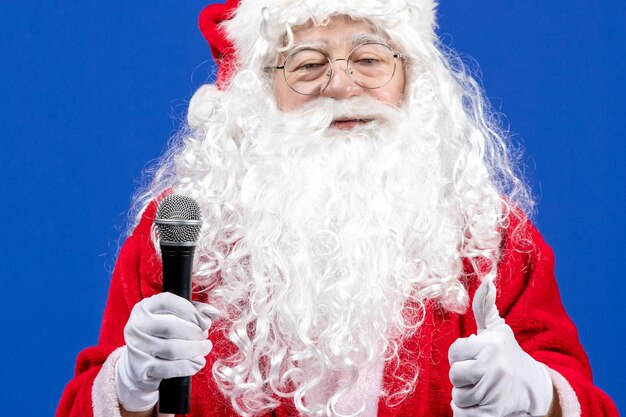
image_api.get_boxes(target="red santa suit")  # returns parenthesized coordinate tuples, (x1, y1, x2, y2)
(56, 200, 619, 417)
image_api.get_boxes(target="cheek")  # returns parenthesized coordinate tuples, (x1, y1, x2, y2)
(369, 70, 405, 107)
(274, 73, 311, 111)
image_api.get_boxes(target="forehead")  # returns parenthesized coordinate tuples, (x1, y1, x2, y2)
(289, 16, 382, 49)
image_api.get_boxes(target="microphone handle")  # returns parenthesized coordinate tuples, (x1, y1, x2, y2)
(159, 244, 196, 414)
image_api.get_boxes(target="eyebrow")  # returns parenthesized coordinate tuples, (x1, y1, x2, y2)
(287, 40, 327, 55)
(284, 32, 391, 56)
(349, 32, 389, 46)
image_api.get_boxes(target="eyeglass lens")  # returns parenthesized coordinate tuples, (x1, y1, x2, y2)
(283, 43, 396, 95)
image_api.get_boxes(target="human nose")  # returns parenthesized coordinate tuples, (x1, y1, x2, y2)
(321, 59, 364, 100)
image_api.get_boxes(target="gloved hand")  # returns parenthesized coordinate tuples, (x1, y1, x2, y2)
(115, 292, 219, 412)
(448, 280, 554, 417)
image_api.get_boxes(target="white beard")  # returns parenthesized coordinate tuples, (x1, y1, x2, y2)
(205, 96, 467, 416)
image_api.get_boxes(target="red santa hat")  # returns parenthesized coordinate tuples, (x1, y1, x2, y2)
(199, 0, 438, 89)
(199, 0, 240, 89)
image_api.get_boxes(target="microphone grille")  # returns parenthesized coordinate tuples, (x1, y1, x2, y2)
(155, 194, 202, 245)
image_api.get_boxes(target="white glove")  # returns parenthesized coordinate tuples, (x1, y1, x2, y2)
(448, 280, 553, 417)
(115, 292, 219, 412)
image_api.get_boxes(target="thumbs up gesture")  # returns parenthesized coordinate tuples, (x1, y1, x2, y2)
(448, 281, 554, 416)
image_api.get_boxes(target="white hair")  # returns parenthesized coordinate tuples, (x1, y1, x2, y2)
(130, 2, 534, 416)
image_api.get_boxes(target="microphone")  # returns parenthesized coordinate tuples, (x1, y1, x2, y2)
(154, 194, 203, 414)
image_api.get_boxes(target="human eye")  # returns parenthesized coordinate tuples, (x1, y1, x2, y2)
(286, 49, 328, 73)
(351, 44, 393, 66)
(355, 56, 381, 65)
(351, 52, 385, 68)
(296, 61, 326, 71)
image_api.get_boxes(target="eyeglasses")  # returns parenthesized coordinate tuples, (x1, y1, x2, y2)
(269, 42, 402, 96)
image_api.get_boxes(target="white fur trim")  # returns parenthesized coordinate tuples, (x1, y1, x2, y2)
(546, 368, 582, 417)
(223, 0, 438, 70)
(92, 347, 175, 417)
(92, 347, 125, 417)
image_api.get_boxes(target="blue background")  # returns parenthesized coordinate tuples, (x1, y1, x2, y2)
(1, 1, 624, 415)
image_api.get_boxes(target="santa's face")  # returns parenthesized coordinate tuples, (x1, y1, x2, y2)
(272, 16, 406, 116)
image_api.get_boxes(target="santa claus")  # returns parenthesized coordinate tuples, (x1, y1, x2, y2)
(57, 1, 618, 417)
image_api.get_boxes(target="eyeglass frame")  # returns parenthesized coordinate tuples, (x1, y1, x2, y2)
(267, 42, 404, 96)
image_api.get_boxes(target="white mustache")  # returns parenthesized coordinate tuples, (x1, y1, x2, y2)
(292, 97, 402, 128)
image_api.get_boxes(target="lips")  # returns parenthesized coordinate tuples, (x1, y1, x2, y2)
(330, 118, 373, 130)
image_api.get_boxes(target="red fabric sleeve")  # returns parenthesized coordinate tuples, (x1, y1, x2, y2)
(461, 216, 619, 416)
(56, 201, 162, 417)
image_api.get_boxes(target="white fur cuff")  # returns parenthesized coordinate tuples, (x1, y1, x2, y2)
(93, 347, 125, 417)
(546, 367, 582, 417)
(92, 347, 175, 417)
